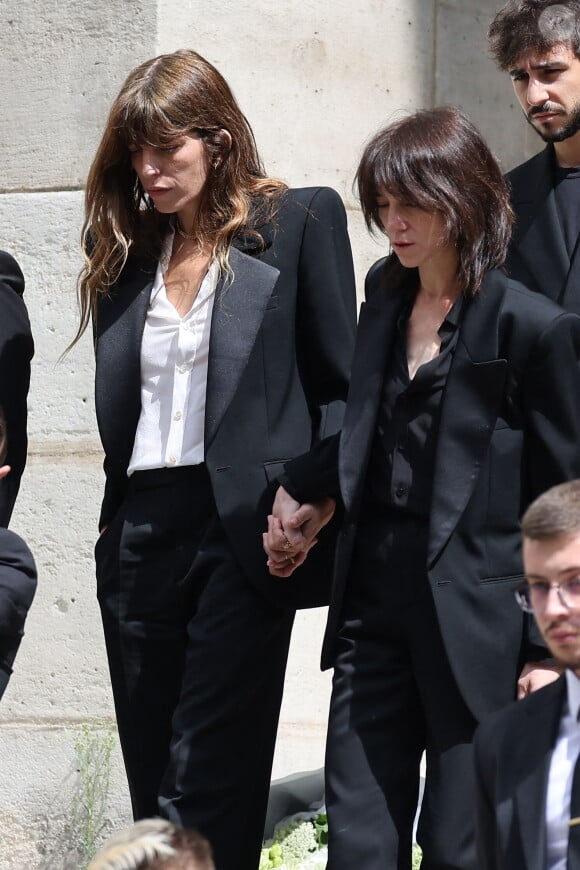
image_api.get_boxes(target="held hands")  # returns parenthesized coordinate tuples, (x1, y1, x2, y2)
(263, 485, 336, 577)
(517, 661, 561, 699)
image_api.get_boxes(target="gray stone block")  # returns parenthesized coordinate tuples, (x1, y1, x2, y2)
(0, 1, 157, 191)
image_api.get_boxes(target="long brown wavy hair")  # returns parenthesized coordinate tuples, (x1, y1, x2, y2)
(356, 106, 514, 296)
(75, 49, 287, 342)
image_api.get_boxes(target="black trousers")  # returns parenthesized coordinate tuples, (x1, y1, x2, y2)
(326, 515, 478, 870)
(95, 466, 295, 870)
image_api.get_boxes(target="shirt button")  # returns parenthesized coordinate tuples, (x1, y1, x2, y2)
(178, 364, 189, 374)
(181, 321, 191, 330)
(174, 411, 183, 421)
(395, 485, 408, 498)
(168, 456, 176, 465)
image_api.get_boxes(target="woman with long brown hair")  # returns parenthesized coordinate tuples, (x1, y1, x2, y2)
(79, 49, 356, 870)
(265, 106, 580, 869)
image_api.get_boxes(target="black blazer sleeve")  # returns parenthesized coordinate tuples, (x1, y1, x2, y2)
(521, 310, 580, 500)
(518, 309, 580, 659)
(280, 254, 401, 504)
(259, 188, 356, 505)
(0, 528, 37, 699)
(0, 251, 34, 525)
(293, 187, 357, 440)
(280, 433, 341, 503)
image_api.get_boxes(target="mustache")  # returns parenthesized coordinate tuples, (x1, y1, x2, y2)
(528, 102, 564, 119)
(545, 619, 580, 634)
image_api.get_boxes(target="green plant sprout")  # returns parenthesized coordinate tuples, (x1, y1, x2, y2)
(70, 722, 115, 864)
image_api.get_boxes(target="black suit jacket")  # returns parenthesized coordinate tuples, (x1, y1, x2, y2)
(285, 263, 580, 716)
(474, 674, 566, 870)
(0, 527, 37, 699)
(0, 251, 34, 525)
(94, 187, 357, 609)
(506, 145, 580, 315)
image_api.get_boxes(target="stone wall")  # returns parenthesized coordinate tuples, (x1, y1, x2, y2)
(0, 1, 536, 865)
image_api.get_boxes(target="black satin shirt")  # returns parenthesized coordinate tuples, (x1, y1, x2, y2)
(363, 291, 464, 519)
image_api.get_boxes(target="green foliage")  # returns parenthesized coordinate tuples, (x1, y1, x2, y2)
(313, 814, 328, 847)
(70, 723, 116, 863)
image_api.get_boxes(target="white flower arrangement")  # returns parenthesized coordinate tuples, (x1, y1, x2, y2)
(260, 810, 423, 869)
(259, 812, 327, 870)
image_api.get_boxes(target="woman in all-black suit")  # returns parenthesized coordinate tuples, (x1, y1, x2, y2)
(76, 50, 356, 870)
(265, 107, 580, 869)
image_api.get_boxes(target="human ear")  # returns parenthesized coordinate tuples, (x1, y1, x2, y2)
(214, 128, 232, 165)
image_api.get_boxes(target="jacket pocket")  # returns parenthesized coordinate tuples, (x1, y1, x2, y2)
(479, 573, 523, 585)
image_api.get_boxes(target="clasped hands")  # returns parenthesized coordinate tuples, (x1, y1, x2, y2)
(263, 485, 336, 577)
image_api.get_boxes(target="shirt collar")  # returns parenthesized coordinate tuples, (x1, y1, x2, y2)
(443, 292, 464, 327)
(396, 290, 465, 337)
(438, 293, 464, 341)
(565, 669, 580, 720)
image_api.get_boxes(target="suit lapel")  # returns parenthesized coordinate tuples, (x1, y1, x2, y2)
(204, 245, 280, 448)
(339, 290, 405, 514)
(515, 677, 566, 870)
(511, 146, 569, 303)
(561, 245, 580, 315)
(428, 271, 508, 565)
(96, 257, 155, 359)
(95, 255, 155, 455)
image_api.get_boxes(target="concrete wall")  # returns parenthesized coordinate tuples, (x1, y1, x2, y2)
(436, 0, 542, 170)
(0, 1, 537, 866)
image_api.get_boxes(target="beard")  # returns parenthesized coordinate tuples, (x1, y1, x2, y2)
(526, 101, 580, 142)
(543, 616, 580, 671)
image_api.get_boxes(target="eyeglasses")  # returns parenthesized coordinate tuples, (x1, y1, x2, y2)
(515, 578, 580, 613)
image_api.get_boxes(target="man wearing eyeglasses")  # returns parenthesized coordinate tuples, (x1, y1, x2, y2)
(475, 479, 580, 869)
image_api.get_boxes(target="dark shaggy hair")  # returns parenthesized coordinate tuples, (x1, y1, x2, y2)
(489, 0, 580, 70)
(355, 106, 513, 296)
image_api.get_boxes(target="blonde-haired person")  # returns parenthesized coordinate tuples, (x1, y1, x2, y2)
(77, 49, 356, 870)
(87, 819, 214, 870)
